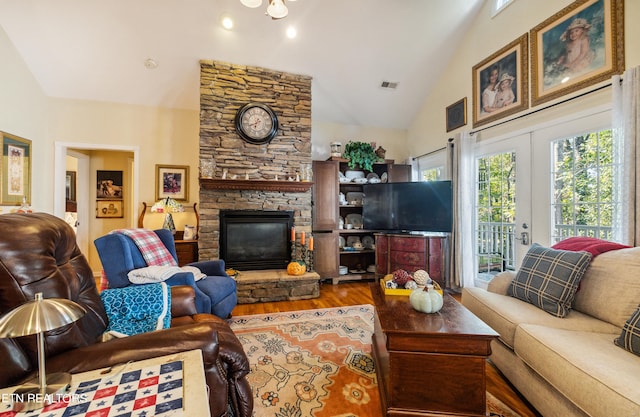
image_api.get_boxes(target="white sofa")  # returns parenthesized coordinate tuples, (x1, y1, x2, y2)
(462, 246, 640, 417)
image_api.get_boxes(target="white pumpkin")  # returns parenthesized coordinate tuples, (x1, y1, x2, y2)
(409, 285, 444, 314)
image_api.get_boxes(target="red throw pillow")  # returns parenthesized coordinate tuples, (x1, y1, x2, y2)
(551, 237, 630, 258)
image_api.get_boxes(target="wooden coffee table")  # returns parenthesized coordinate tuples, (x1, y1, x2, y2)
(370, 283, 498, 417)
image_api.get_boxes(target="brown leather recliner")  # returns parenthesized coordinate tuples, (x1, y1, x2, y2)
(0, 213, 253, 417)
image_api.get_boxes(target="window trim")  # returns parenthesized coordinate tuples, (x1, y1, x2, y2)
(492, 0, 515, 17)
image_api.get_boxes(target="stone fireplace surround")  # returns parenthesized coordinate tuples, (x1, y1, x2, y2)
(198, 60, 313, 264)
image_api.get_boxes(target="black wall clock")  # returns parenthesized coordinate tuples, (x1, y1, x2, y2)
(234, 103, 279, 144)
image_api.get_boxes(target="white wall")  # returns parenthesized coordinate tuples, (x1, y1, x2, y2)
(409, 0, 640, 152)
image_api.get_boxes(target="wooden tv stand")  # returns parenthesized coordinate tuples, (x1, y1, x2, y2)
(369, 282, 498, 416)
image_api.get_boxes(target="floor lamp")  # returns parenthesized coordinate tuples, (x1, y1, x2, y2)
(0, 292, 86, 411)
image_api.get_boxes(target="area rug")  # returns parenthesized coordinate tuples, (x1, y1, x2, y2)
(228, 304, 520, 417)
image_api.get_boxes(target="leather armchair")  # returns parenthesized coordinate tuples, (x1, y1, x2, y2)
(94, 228, 237, 318)
(0, 213, 253, 417)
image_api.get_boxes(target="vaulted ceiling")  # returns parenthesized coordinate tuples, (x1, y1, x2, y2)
(0, 0, 485, 129)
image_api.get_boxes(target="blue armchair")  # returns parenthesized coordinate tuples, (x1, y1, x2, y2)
(94, 229, 237, 318)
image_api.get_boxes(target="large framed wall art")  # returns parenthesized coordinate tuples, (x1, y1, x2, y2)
(1, 131, 32, 205)
(530, 0, 624, 106)
(472, 34, 529, 128)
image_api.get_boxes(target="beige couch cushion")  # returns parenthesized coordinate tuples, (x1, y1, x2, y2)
(574, 246, 640, 328)
(462, 287, 619, 349)
(514, 324, 640, 417)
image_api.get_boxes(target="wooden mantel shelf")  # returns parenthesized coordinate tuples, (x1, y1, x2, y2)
(199, 178, 313, 193)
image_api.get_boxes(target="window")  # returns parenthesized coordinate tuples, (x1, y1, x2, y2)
(416, 148, 447, 182)
(492, 0, 515, 17)
(551, 129, 618, 242)
(422, 166, 444, 181)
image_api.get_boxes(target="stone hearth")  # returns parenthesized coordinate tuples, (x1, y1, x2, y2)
(235, 270, 320, 304)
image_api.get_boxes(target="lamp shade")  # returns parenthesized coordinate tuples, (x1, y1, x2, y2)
(0, 293, 86, 338)
(240, 0, 263, 8)
(267, 0, 288, 18)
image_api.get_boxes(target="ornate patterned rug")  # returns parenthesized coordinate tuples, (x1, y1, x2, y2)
(228, 304, 520, 417)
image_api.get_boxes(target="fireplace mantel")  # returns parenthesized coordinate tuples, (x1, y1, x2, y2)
(199, 178, 313, 193)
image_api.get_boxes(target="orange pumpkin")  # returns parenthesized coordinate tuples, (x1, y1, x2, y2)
(287, 261, 307, 276)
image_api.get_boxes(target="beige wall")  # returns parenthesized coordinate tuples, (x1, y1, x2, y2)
(0, 26, 48, 213)
(409, 0, 640, 153)
(311, 121, 409, 164)
(48, 98, 200, 207)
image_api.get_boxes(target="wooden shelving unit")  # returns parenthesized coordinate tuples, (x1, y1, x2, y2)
(311, 158, 410, 284)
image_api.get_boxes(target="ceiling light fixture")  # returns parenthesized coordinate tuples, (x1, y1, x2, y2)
(241, 0, 296, 19)
(221, 14, 234, 30)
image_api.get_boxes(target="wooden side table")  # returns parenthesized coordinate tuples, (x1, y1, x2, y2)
(175, 239, 198, 265)
(369, 282, 498, 416)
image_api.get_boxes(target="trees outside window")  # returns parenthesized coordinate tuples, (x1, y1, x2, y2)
(551, 129, 615, 242)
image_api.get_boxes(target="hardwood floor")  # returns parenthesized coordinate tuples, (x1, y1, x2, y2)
(232, 280, 542, 417)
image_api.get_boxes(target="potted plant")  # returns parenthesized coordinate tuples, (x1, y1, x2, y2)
(342, 141, 380, 172)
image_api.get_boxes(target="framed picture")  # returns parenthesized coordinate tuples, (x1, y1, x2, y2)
(472, 34, 529, 128)
(66, 171, 77, 202)
(96, 200, 123, 218)
(530, 0, 624, 106)
(96, 170, 123, 199)
(156, 164, 189, 201)
(446, 98, 467, 132)
(1, 132, 32, 205)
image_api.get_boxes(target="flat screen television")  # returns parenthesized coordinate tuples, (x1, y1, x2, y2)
(362, 181, 453, 233)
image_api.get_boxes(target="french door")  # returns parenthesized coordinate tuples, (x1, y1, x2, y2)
(474, 134, 531, 287)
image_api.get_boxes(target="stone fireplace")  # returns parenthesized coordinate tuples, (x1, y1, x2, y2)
(198, 60, 313, 263)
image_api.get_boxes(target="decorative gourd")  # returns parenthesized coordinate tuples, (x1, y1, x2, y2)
(409, 285, 444, 314)
(287, 261, 307, 276)
(413, 269, 430, 286)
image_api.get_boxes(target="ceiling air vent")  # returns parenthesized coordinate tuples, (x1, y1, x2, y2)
(380, 81, 399, 90)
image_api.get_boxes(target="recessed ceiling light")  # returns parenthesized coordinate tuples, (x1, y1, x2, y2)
(221, 14, 234, 30)
(286, 26, 297, 39)
(144, 58, 158, 69)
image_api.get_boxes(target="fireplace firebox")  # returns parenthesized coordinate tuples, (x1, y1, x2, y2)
(220, 210, 293, 270)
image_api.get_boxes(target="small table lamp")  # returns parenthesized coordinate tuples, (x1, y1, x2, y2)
(0, 292, 86, 411)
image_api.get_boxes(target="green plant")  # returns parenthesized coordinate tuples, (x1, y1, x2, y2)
(342, 141, 380, 171)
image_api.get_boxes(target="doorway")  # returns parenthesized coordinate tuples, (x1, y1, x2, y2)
(473, 133, 531, 288)
(54, 142, 139, 266)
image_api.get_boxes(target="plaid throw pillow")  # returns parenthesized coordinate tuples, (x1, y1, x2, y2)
(508, 243, 592, 317)
(615, 306, 640, 356)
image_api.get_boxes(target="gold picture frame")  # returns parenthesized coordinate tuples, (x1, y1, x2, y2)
(1, 131, 32, 205)
(156, 164, 189, 201)
(530, 0, 624, 106)
(472, 34, 529, 128)
(96, 200, 123, 218)
(446, 97, 467, 132)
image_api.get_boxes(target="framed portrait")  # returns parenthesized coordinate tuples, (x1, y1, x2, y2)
(446, 98, 467, 132)
(96, 200, 123, 218)
(530, 0, 624, 106)
(96, 170, 123, 199)
(1, 132, 32, 205)
(66, 171, 77, 202)
(472, 34, 529, 128)
(156, 164, 189, 201)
